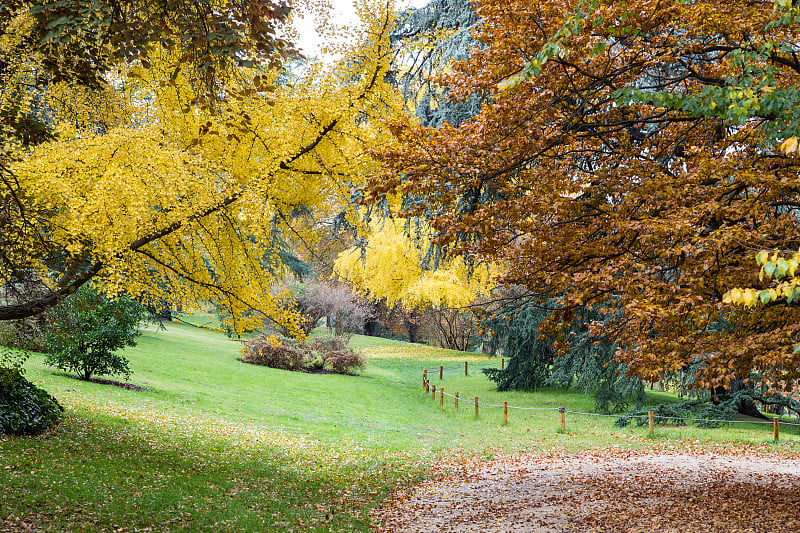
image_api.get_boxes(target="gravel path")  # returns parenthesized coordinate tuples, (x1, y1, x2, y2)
(373, 450, 800, 532)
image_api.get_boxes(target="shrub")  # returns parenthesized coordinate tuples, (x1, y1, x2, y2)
(241, 334, 363, 374)
(0, 366, 63, 436)
(324, 349, 364, 374)
(43, 285, 147, 381)
(308, 336, 346, 354)
(241, 335, 310, 370)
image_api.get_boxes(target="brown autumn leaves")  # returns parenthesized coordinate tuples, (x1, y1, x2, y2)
(367, 0, 800, 391)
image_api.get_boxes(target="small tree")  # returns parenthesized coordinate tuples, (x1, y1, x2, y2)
(276, 282, 327, 337)
(43, 285, 146, 381)
(307, 282, 375, 337)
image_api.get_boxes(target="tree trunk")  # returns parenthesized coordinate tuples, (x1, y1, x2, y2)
(737, 397, 768, 419)
(712, 385, 768, 419)
(406, 316, 420, 344)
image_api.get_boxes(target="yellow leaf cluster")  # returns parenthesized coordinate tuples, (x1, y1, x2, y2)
(3, 0, 405, 334)
(780, 136, 798, 154)
(723, 251, 800, 308)
(333, 218, 498, 309)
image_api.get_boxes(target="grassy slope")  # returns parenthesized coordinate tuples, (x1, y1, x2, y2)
(2, 321, 798, 532)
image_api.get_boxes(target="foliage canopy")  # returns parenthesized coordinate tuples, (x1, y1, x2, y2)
(369, 0, 800, 390)
(1, 1, 405, 336)
(1, 0, 294, 90)
(334, 218, 496, 309)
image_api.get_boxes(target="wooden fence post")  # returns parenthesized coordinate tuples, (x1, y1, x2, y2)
(465, 361, 468, 376)
(501, 358, 505, 370)
(439, 365, 443, 380)
(440, 387, 444, 408)
(431, 385, 436, 400)
(648, 411, 654, 437)
(559, 406, 566, 433)
(455, 392, 459, 410)
(474, 396, 479, 418)
(774, 417, 780, 441)
(423, 369, 427, 390)
(503, 401, 508, 425)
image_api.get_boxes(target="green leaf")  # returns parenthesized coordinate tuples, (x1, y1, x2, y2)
(759, 290, 772, 304)
(591, 42, 606, 56)
(764, 261, 777, 278)
(777, 258, 790, 279)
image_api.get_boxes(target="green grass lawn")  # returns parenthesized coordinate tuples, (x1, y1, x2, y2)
(2, 321, 799, 532)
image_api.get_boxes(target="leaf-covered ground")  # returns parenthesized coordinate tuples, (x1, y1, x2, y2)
(4, 322, 799, 531)
(374, 443, 800, 532)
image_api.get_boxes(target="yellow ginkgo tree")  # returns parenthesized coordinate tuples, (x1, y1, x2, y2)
(334, 218, 497, 310)
(334, 217, 498, 348)
(0, 0, 405, 336)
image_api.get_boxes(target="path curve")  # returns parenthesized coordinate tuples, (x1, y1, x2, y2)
(373, 449, 800, 532)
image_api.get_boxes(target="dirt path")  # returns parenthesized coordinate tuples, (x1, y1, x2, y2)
(373, 449, 800, 532)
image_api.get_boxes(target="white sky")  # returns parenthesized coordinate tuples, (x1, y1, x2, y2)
(293, 0, 430, 57)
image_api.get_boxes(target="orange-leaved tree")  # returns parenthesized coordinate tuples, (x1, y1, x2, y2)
(368, 0, 800, 390)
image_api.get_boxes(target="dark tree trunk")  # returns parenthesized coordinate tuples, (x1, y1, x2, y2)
(737, 397, 768, 419)
(712, 385, 768, 419)
(363, 319, 378, 336)
(406, 317, 420, 344)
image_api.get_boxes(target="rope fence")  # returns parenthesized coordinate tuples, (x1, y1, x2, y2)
(422, 359, 506, 382)
(421, 363, 800, 441)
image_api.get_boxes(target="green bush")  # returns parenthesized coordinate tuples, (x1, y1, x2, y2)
(43, 285, 146, 381)
(0, 366, 63, 436)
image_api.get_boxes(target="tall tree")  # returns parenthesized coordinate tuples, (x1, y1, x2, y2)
(1, 0, 294, 91)
(0, 1, 405, 335)
(369, 0, 800, 390)
(334, 217, 496, 346)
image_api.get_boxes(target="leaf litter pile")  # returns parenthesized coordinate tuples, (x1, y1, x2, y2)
(374, 445, 800, 532)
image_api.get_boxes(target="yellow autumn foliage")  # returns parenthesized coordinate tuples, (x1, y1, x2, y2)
(1, 0, 405, 335)
(723, 251, 800, 308)
(334, 218, 497, 309)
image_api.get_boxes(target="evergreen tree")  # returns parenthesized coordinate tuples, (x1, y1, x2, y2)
(547, 306, 645, 414)
(484, 299, 645, 413)
(391, 0, 482, 128)
(482, 300, 556, 390)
